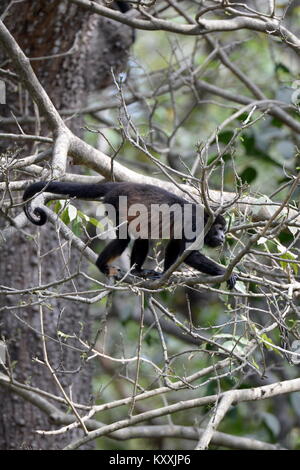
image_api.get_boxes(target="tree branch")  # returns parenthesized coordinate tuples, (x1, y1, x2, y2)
(68, 0, 300, 53)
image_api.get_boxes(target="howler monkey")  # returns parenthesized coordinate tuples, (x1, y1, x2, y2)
(23, 181, 237, 289)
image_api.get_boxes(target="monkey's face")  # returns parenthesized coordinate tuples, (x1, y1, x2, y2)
(204, 221, 226, 248)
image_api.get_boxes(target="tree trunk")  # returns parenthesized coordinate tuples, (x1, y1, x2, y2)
(0, 0, 133, 449)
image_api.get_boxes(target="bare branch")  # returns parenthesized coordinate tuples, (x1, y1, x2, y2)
(68, 0, 300, 53)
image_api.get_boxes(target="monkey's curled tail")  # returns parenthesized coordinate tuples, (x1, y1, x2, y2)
(23, 181, 116, 226)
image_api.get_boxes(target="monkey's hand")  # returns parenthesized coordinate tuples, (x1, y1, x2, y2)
(227, 273, 238, 290)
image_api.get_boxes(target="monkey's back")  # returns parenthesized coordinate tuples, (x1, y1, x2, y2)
(103, 182, 187, 207)
(103, 183, 199, 240)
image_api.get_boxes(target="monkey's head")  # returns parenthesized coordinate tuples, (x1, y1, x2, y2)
(204, 214, 226, 248)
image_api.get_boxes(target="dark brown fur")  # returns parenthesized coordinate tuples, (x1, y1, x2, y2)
(23, 181, 237, 289)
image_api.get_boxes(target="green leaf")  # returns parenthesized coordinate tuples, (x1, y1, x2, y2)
(260, 333, 274, 349)
(77, 210, 90, 222)
(234, 280, 247, 294)
(275, 62, 290, 74)
(218, 130, 234, 145)
(68, 204, 77, 222)
(257, 236, 268, 245)
(61, 208, 70, 225)
(277, 247, 298, 274)
(72, 220, 82, 237)
(240, 132, 282, 167)
(53, 200, 62, 213)
(99, 295, 108, 305)
(57, 330, 73, 341)
(89, 217, 103, 228)
(288, 226, 299, 236)
(260, 333, 281, 355)
(239, 166, 257, 184)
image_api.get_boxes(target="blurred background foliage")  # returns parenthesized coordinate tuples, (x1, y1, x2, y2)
(70, 4, 300, 449)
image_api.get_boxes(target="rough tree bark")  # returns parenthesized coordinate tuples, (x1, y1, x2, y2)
(0, 0, 133, 449)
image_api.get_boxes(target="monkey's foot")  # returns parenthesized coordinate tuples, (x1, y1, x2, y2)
(131, 269, 162, 280)
(227, 273, 238, 290)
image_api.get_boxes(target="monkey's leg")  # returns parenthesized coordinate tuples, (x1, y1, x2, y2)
(96, 237, 130, 276)
(164, 239, 185, 272)
(184, 250, 237, 289)
(130, 239, 149, 270)
(130, 239, 160, 279)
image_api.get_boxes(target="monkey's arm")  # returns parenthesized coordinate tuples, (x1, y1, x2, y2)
(96, 237, 131, 275)
(184, 251, 237, 290)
